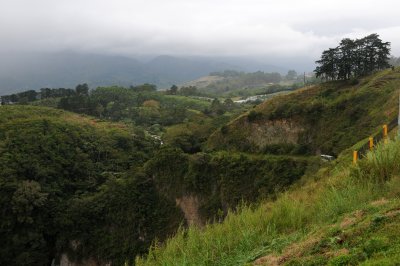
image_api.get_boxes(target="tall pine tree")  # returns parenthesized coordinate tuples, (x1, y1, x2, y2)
(315, 34, 391, 81)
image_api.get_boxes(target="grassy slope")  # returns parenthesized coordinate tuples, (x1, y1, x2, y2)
(137, 134, 400, 266)
(136, 69, 400, 265)
(0, 105, 135, 132)
(207, 68, 400, 155)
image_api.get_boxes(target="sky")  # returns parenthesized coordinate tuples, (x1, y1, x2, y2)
(1, 0, 400, 60)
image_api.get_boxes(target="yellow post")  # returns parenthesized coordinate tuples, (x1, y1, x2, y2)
(369, 137, 374, 150)
(353, 150, 358, 164)
(383, 124, 388, 143)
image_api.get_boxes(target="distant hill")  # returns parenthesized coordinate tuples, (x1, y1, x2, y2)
(181, 75, 226, 88)
(182, 70, 295, 96)
(0, 52, 287, 94)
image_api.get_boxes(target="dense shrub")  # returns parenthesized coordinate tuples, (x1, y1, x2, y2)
(247, 110, 263, 122)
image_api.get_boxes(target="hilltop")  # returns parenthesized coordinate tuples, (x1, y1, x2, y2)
(207, 68, 400, 156)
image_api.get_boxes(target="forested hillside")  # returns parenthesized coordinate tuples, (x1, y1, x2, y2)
(2, 0, 399, 264)
(0, 106, 183, 265)
(2, 67, 400, 266)
(0, 90, 309, 265)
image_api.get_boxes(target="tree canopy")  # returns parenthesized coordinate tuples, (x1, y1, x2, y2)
(314, 34, 391, 80)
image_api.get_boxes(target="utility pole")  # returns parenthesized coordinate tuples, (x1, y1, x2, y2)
(304, 72, 306, 86)
(398, 90, 400, 137)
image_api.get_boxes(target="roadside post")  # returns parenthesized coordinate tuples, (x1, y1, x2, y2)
(369, 137, 374, 151)
(353, 150, 358, 164)
(383, 124, 388, 143)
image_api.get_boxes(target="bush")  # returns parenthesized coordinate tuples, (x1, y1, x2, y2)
(328, 254, 353, 266)
(353, 140, 400, 183)
(362, 237, 389, 257)
(247, 110, 262, 122)
(349, 78, 359, 85)
(220, 125, 229, 135)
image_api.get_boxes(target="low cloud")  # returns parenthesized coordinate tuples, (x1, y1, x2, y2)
(1, 0, 399, 59)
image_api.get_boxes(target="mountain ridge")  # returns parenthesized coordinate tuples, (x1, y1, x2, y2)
(0, 52, 288, 94)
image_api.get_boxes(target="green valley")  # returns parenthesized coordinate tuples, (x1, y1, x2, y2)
(1, 21, 400, 266)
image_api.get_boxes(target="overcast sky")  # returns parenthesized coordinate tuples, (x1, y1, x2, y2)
(1, 0, 400, 60)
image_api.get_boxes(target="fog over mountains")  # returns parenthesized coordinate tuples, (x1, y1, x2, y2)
(2, 0, 400, 95)
(0, 52, 314, 95)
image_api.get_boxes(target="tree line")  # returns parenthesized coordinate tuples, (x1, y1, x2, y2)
(0, 85, 89, 105)
(314, 33, 391, 81)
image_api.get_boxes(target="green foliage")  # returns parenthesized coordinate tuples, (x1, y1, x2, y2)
(362, 237, 389, 258)
(178, 85, 199, 96)
(208, 68, 400, 156)
(201, 70, 283, 96)
(6, 69, 400, 266)
(130, 83, 157, 93)
(0, 105, 181, 266)
(60, 172, 183, 265)
(145, 148, 308, 219)
(3, 84, 223, 129)
(58, 86, 219, 127)
(162, 109, 238, 153)
(137, 138, 400, 266)
(315, 34, 391, 80)
(247, 110, 262, 122)
(286, 70, 298, 80)
(263, 143, 310, 155)
(220, 125, 229, 135)
(1, 89, 38, 104)
(328, 254, 353, 266)
(144, 147, 189, 198)
(166, 84, 178, 95)
(352, 140, 400, 183)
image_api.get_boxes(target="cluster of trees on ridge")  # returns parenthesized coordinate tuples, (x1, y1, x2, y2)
(0, 85, 88, 105)
(314, 33, 391, 80)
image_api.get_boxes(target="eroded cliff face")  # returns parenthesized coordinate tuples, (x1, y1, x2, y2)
(209, 70, 400, 155)
(246, 119, 305, 149)
(175, 195, 204, 227)
(207, 114, 307, 153)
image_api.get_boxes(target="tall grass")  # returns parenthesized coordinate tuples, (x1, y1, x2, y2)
(136, 140, 400, 266)
(356, 139, 400, 183)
